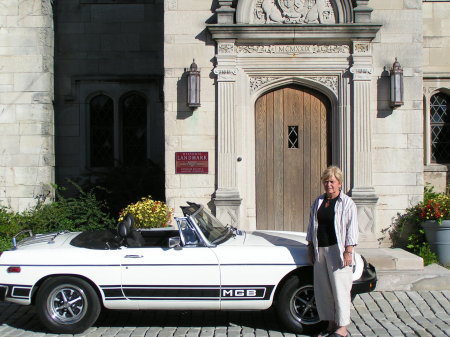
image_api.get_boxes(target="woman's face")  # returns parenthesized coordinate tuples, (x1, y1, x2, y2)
(322, 175, 342, 197)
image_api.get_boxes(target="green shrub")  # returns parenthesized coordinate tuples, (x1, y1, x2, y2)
(390, 185, 444, 266)
(0, 183, 115, 251)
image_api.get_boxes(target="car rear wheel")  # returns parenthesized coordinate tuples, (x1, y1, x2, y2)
(36, 276, 101, 334)
(275, 275, 322, 334)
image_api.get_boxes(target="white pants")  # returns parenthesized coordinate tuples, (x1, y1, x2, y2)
(314, 244, 353, 327)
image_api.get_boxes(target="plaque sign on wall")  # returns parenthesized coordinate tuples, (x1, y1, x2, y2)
(175, 152, 208, 174)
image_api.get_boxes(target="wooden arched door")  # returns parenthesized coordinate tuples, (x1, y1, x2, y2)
(255, 85, 330, 232)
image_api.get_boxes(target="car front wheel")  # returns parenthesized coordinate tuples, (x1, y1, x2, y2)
(275, 275, 322, 334)
(36, 276, 101, 334)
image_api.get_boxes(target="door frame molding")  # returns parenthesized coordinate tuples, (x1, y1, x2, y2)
(213, 45, 353, 231)
(246, 75, 347, 230)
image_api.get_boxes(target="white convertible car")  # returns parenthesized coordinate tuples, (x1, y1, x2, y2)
(0, 202, 376, 334)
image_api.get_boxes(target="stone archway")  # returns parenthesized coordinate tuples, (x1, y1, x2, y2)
(209, 0, 381, 247)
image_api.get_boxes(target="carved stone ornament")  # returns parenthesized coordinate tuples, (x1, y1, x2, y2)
(254, 0, 336, 24)
(423, 86, 437, 95)
(214, 68, 238, 81)
(250, 77, 279, 91)
(350, 66, 373, 80)
(218, 43, 235, 54)
(354, 43, 370, 54)
(237, 44, 350, 55)
(250, 75, 338, 95)
(358, 205, 375, 235)
(167, 0, 177, 10)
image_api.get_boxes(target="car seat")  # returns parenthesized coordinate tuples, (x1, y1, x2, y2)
(117, 214, 145, 247)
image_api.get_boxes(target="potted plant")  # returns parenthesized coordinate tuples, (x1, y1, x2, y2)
(412, 188, 450, 266)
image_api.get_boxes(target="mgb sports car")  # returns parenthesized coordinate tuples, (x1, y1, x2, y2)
(0, 202, 376, 334)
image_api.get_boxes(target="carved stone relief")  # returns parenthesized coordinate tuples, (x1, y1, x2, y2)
(250, 75, 338, 95)
(254, 0, 336, 24)
(353, 42, 370, 54)
(350, 66, 373, 81)
(423, 86, 437, 96)
(218, 43, 235, 54)
(167, 0, 177, 10)
(357, 205, 375, 235)
(250, 77, 279, 91)
(237, 44, 350, 55)
(214, 68, 238, 81)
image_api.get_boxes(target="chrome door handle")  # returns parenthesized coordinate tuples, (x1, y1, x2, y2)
(124, 255, 143, 258)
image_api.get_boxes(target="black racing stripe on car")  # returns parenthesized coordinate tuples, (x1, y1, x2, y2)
(126, 297, 219, 301)
(120, 264, 219, 267)
(118, 285, 275, 300)
(0, 284, 33, 300)
(101, 288, 123, 298)
(123, 287, 220, 298)
(0, 286, 8, 301)
(120, 263, 298, 267)
(11, 286, 31, 298)
(221, 285, 275, 300)
(220, 263, 298, 266)
(0, 264, 121, 268)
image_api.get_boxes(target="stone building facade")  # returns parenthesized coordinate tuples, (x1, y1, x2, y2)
(1, 0, 449, 247)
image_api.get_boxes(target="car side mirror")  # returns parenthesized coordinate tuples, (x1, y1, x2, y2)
(168, 236, 182, 250)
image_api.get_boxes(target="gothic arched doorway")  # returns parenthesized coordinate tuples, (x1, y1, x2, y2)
(255, 85, 331, 232)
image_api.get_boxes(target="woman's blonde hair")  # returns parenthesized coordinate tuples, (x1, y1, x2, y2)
(321, 165, 343, 184)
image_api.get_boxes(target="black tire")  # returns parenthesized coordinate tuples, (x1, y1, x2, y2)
(275, 274, 322, 334)
(36, 276, 101, 334)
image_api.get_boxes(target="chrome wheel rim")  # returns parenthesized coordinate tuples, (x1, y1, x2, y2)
(47, 284, 88, 324)
(289, 284, 320, 325)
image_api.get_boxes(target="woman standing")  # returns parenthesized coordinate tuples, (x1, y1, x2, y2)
(306, 166, 358, 337)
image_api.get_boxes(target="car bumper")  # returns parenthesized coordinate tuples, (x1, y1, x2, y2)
(351, 261, 377, 296)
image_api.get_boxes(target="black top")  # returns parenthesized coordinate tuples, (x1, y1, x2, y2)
(317, 194, 338, 247)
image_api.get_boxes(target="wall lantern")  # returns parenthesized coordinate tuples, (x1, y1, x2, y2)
(187, 59, 200, 109)
(390, 57, 404, 108)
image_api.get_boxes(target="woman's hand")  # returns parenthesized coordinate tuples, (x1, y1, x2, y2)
(343, 250, 352, 267)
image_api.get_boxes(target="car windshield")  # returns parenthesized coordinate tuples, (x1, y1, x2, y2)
(191, 207, 231, 244)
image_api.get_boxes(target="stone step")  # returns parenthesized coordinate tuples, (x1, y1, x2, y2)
(358, 248, 424, 271)
(358, 248, 450, 291)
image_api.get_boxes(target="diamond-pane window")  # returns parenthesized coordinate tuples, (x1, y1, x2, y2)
(430, 93, 450, 163)
(288, 126, 299, 149)
(90, 95, 114, 167)
(122, 93, 147, 166)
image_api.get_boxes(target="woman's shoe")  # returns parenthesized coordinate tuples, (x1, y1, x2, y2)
(328, 333, 347, 337)
(314, 331, 331, 337)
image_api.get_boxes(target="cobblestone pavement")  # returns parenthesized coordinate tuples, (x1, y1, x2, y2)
(0, 291, 449, 337)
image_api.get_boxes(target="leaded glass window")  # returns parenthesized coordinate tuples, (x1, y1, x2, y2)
(121, 93, 147, 166)
(430, 93, 450, 163)
(288, 126, 299, 149)
(90, 95, 114, 167)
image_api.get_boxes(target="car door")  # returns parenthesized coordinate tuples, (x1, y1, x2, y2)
(213, 244, 298, 310)
(120, 219, 221, 310)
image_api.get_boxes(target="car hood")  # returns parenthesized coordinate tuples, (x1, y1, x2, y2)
(223, 230, 308, 248)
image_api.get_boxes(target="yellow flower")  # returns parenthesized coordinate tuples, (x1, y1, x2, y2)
(118, 196, 173, 228)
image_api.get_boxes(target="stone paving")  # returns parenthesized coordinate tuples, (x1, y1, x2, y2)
(0, 291, 449, 337)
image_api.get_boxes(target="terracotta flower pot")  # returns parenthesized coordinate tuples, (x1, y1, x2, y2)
(421, 220, 450, 267)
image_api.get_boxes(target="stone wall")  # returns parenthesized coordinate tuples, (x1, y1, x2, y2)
(0, 0, 54, 211)
(370, 0, 424, 245)
(423, 0, 450, 193)
(164, 0, 216, 215)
